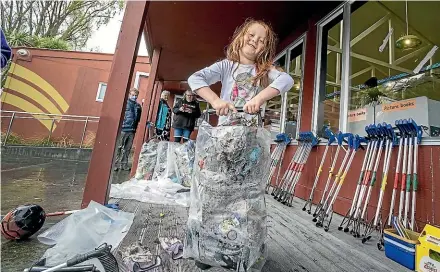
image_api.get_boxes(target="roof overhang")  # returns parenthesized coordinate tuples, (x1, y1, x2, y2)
(145, 1, 341, 82)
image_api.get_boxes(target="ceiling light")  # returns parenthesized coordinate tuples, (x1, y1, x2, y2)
(395, 1, 422, 50)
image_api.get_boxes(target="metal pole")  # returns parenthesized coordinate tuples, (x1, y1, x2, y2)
(80, 117, 89, 149)
(48, 118, 56, 140)
(3, 112, 15, 146)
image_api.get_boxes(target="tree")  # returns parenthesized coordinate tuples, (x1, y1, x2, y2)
(1, 0, 123, 50)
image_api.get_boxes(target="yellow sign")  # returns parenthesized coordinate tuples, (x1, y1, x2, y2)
(348, 108, 367, 122)
(382, 99, 416, 112)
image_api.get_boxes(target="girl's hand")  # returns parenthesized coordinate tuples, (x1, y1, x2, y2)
(212, 98, 237, 116)
(244, 97, 263, 114)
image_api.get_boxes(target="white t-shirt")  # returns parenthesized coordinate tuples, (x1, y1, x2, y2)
(188, 59, 294, 124)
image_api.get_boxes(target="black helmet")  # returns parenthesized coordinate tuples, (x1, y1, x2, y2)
(1, 204, 46, 240)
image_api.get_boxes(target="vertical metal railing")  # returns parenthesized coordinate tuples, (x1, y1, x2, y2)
(1, 110, 99, 148)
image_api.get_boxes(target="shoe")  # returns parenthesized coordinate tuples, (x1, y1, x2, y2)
(121, 166, 131, 171)
(114, 167, 119, 171)
(195, 261, 212, 270)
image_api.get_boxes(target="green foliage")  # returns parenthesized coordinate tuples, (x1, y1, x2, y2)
(4, 31, 71, 50)
(33, 37, 70, 50)
(1, 1, 124, 50)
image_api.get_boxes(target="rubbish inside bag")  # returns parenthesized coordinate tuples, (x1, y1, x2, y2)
(37, 201, 134, 267)
(184, 121, 271, 271)
(135, 140, 159, 180)
(135, 140, 196, 187)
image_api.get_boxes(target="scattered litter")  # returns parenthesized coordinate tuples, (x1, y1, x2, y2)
(159, 213, 165, 218)
(118, 242, 161, 272)
(37, 201, 134, 266)
(158, 237, 183, 260)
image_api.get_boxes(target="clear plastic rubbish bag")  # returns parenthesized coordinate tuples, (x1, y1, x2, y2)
(153, 141, 180, 183)
(37, 201, 134, 266)
(135, 140, 159, 180)
(174, 140, 196, 187)
(183, 118, 271, 271)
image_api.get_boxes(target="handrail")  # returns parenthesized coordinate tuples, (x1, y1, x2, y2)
(1, 110, 99, 119)
(1, 110, 100, 148)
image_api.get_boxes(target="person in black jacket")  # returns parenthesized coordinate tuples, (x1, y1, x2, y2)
(173, 90, 201, 143)
(114, 88, 142, 171)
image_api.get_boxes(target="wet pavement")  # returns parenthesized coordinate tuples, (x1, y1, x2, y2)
(1, 153, 131, 272)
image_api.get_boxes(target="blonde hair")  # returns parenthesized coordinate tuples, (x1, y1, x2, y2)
(129, 87, 139, 95)
(226, 18, 278, 87)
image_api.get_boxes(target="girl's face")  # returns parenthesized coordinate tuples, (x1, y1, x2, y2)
(240, 23, 267, 63)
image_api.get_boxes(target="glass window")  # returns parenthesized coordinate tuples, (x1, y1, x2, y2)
(264, 54, 286, 138)
(264, 40, 304, 140)
(314, 8, 344, 137)
(96, 82, 107, 102)
(285, 43, 304, 139)
(346, 1, 440, 138)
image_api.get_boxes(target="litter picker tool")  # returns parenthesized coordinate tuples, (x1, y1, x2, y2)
(303, 127, 336, 214)
(398, 119, 410, 222)
(272, 142, 305, 198)
(317, 134, 364, 231)
(312, 132, 347, 220)
(273, 132, 317, 203)
(40, 243, 118, 272)
(403, 118, 414, 229)
(265, 133, 291, 193)
(338, 128, 373, 233)
(281, 132, 318, 206)
(363, 123, 396, 244)
(387, 120, 404, 228)
(314, 132, 353, 226)
(409, 118, 422, 231)
(350, 124, 381, 237)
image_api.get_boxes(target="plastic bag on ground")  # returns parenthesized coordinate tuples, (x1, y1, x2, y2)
(183, 120, 271, 271)
(173, 140, 196, 187)
(110, 177, 190, 207)
(37, 201, 134, 266)
(135, 140, 159, 180)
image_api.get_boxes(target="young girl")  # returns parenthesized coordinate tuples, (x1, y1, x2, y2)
(188, 18, 294, 124)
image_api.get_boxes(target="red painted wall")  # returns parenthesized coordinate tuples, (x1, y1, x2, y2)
(2, 48, 151, 146)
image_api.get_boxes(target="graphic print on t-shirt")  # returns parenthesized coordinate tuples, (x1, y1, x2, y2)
(230, 71, 262, 108)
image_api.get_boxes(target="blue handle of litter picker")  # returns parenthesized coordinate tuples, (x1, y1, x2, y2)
(324, 127, 336, 145)
(353, 135, 366, 151)
(408, 118, 423, 144)
(337, 132, 352, 145)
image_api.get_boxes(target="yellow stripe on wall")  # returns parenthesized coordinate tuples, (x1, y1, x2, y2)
(4, 76, 63, 115)
(8, 63, 69, 112)
(1, 92, 57, 131)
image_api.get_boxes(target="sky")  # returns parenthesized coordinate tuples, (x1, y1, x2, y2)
(86, 10, 148, 56)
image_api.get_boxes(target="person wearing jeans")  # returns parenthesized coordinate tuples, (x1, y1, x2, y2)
(172, 90, 201, 143)
(114, 88, 142, 171)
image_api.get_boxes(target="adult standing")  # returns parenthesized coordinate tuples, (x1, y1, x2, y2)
(172, 90, 201, 143)
(155, 90, 171, 140)
(114, 88, 142, 171)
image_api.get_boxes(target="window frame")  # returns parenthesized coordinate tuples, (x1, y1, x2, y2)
(95, 82, 107, 102)
(272, 33, 307, 142)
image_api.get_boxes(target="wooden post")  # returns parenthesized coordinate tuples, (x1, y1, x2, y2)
(130, 49, 161, 176)
(82, 1, 150, 207)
